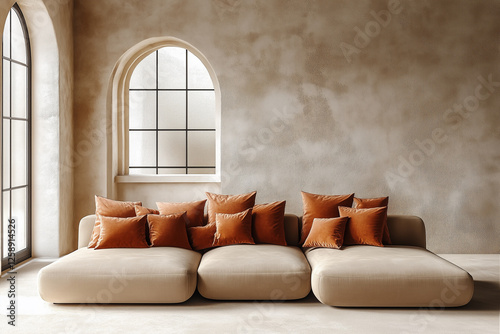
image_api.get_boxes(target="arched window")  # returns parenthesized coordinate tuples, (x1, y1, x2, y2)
(128, 46, 216, 175)
(1, 4, 31, 270)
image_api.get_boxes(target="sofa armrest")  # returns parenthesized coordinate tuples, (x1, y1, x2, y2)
(387, 215, 426, 248)
(78, 214, 96, 248)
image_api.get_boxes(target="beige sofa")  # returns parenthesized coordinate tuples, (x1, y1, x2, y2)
(38, 214, 474, 307)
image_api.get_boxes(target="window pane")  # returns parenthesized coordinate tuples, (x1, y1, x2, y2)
(11, 62, 27, 119)
(188, 91, 215, 129)
(2, 190, 10, 257)
(188, 168, 215, 175)
(11, 10, 26, 64)
(188, 51, 213, 89)
(158, 168, 186, 174)
(3, 60, 10, 117)
(158, 91, 185, 129)
(11, 120, 27, 188)
(129, 131, 156, 166)
(129, 91, 156, 129)
(158, 131, 186, 166)
(188, 131, 215, 167)
(158, 47, 186, 89)
(129, 168, 156, 175)
(11, 187, 27, 251)
(3, 12, 10, 58)
(2, 120, 10, 189)
(129, 52, 156, 89)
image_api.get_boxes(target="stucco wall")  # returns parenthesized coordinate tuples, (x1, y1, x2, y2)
(73, 0, 500, 253)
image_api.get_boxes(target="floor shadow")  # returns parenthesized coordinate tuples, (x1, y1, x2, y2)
(461, 280, 500, 311)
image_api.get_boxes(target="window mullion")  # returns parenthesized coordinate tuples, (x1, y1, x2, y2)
(185, 49, 188, 175)
(156, 50, 159, 175)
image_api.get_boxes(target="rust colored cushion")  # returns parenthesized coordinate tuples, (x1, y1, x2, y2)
(354, 196, 391, 244)
(302, 217, 349, 249)
(213, 209, 255, 247)
(147, 213, 192, 249)
(94, 215, 149, 249)
(206, 191, 256, 225)
(188, 223, 216, 251)
(300, 191, 354, 244)
(252, 201, 287, 246)
(88, 196, 142, 248)
(339, 206, 387, 247)
(156, 200, 207, 227)
(135, 205, 159, 216)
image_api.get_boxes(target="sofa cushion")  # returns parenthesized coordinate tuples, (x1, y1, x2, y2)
(188, 223, 216, 251)
(38, 247, 201, 303)
(354, 196, 391, 244)
(302, 217, 348, 249)
(252, 201, 287, 246)
(147, 212, 192, 249)
(95, 215, 149, 249)
(339, 206, 387, 247)
(206, 191, 256, 225)
(305, 245, 474, 307)
(156, 199, 207, 227)
(213, 209, 255, 246)
(197, 244, 311, 300)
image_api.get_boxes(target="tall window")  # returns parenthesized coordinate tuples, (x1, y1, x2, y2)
(1, 4, 31, 271)
(128, 47, 216, 175)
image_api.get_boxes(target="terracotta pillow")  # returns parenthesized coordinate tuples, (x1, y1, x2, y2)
(213, 209, 255, 247)
(88, 196, 142, 248)
(135, 205, 159, 216)
(300, 191, 354, 244)
(354, 196, 391, 244)
(147, 213, 191, 249)
(156, 200, 207, 227)
(302, 217, 349, 249)
(95, 215, 149, 249)
(339, 206, 387, 247)
(206, 191, 256, 225)
(188, 223, 216, 251)
(252, 201, 287, 246)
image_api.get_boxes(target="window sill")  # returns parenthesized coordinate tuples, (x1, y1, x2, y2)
(115, 174, 221, 184)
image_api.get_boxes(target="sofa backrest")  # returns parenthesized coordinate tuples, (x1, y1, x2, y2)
(77, 213, 426, 249)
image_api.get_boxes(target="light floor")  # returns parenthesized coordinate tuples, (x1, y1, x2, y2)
(0, 254, 498, 334)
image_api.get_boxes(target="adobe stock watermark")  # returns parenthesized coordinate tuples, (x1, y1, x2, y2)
(400, 277, 472, 334)
(5, 218, 16, 327)
(385, 73, 499, 188)
(340, 0, 403, 63)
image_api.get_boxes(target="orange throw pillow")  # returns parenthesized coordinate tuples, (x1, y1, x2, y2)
(300, 191, 354, 244)
(302, 217, 349, 249)
(156, 200, 207, 227)
(206, 191, 256, 225)
(135, 205, 159, 216)
(252, 201, 287, 246)
(147, 213, 192, 249)
(339, 206, 387, 247)
(88, 196, 142, 248)
(213, 209, 255, 247)
(188, 223, 216, 251)
(95, 215, 149, 249)
(354, 196, 391, 244)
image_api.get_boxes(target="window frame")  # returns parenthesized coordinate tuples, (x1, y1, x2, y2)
(112, 38, 221, 185)
(1, 3, 32, 271)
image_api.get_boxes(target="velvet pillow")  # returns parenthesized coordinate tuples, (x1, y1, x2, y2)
(339, 206, 387, 247)
(94, 215, 149, 249)
(213, 209, 255, 247)
(188, 223, 216, 251)
(302, 217, 349, 249)
(206, 191, 256, 225)
(156, 200, 207, 227)
(252, 201, 287, 246)
(300, 191, 354, 244)
(88, 196, 142, 248)
(147, 213, 191, 249)
(135, 205, 159, 216)
(354, 196, 391, 244)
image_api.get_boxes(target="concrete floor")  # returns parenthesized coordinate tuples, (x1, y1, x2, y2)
(0, 254, 498, 334)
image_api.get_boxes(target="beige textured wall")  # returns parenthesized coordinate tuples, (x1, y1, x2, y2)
(73, 0, 500, 253)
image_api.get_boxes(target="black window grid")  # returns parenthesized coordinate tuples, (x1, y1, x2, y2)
(129, 49, 216, 174)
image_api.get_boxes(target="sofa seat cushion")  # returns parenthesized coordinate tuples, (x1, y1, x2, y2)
(197, 244, 311, 300)
(305, 245, 474, 307)
(38, 247, 201, 304)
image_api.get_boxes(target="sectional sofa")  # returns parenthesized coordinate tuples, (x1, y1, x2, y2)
(38, 212, 474, 307)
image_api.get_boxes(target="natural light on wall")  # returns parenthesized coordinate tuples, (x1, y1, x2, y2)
(128, 47, 216, 176)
